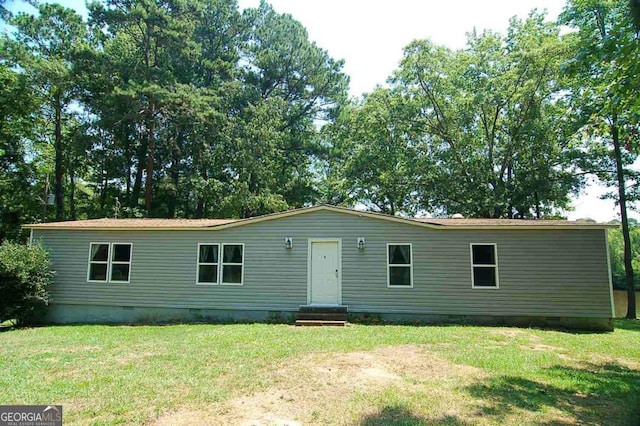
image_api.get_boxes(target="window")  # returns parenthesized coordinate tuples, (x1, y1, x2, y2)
(221, 244, 244, 285)
(197, 244, 219, 285)
(88, 243, 109, 282)
(387, 244, 413, 287)
(110, 243, 132, 282)
(196, 243, 244, 285)
(87, 242, 133, 283)
(471, 244, 499, 288)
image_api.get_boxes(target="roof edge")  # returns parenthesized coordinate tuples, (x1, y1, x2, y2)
(23, 204, 617, 231)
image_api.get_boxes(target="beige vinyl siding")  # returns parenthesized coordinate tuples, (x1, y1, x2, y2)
(33, 209, 612, 318)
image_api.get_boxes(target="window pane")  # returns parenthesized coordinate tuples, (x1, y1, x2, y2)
(389, 266, 411, 286)
(89, 263, 108, 281)
(389, 245, 411, 265)
(473, 267, 497, 287)
(199, 245, 218, 263)
(222, 265, 242, 284)
(113, 244, 132, 262)
(110, 263, 130, 282)
(198, 265, 218, 283)
(472, 245, 495, 265)
(90, 244, 109, 262)
(223, 245, 243, 263)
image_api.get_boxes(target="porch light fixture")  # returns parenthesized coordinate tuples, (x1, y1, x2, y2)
(357, 237, 365, 250)
(284, 237, 293, 249)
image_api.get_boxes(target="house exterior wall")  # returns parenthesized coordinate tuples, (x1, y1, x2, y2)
(32, 209, 613, 323)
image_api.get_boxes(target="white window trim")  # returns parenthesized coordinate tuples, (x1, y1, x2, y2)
(87, 242, 133, 284)
(196, 243, 220, 286)
(87, 242, 110, 283)
(221, 243, 245, 286)
(109, 242, 133, 284)
(387, 243, 414, 288)
(470, 243, 499, 289)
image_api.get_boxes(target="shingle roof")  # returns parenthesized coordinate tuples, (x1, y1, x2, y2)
(411, 218, 605, 227)
(24, 205, 614, 230)
(26, 218, 238, 229)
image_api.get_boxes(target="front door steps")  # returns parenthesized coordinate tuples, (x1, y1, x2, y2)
(295, 305, 347, 326)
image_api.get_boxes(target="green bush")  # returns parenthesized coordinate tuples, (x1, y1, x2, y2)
(0, 240, 54, 326)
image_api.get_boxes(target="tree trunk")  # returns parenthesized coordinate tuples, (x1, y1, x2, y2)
(54, 92, 64, 220)
(145, 96, 155, 213)
(168, 135, 180, 218)
(131, 142, 145, 208)
(69, 156, 76, 220)
(124, 129, 132, 204)
(100, 160, 109, 212)
(611, 120, 637, 319)
(196, 165, 207, 219)
(507, 166, 513, 219)
(196, 198, 204, 218)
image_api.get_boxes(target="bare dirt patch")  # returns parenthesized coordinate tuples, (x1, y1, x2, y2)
(114, 351, 159, 365)
(18, 345, 103, 357)
(580, 354, 640, 371)
(488, 328, 526, 338)
(488, 328, 539, 340)
(519, 343, 565, 352)
(558, 353, 578, 362)
(154, 345, 484, 425)
(59, 345, 103, 353)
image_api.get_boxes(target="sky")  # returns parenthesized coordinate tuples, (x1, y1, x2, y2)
(6, 0, 637, 222)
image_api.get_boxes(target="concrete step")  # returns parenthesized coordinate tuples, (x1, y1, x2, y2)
(298, 305, 348, 314)
(295, 312, 348, 321)
(295, 320, 346, 327)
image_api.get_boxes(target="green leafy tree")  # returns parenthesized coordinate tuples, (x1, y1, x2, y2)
(160, 0, 242, 218)
(9, 4, 88, 220)
(324, 87, 427, 215)
(0, 0, 8, 21)
(1, 0, 353, 230)
(393, 12, 581, 218)
(0, 56, 42, 240)
(608, 225, 640, 290)
(81, 0, 349, 219)
(89, 0, 203, 213)
(239, 1, 349, 215)
(631, 0, 640, 30)
(561, 0, 640, 319)
(0, 0, 36, 22)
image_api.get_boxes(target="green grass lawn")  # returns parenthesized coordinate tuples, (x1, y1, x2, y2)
(1, 320, 639, 425)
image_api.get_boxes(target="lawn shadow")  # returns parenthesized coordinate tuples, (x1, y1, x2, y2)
(360, 405, 471, 426)
(31, 315, 296, 328)
(614, 319, 640, 332)
(348, 316, 614, 334)
(466, 362, 640, 425)
(550, 318, 640, 335)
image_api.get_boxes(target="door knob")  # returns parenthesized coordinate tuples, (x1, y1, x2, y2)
(335, 269, 338, 278)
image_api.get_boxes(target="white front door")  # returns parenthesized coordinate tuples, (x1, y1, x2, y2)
(309, 240, 340, 305)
